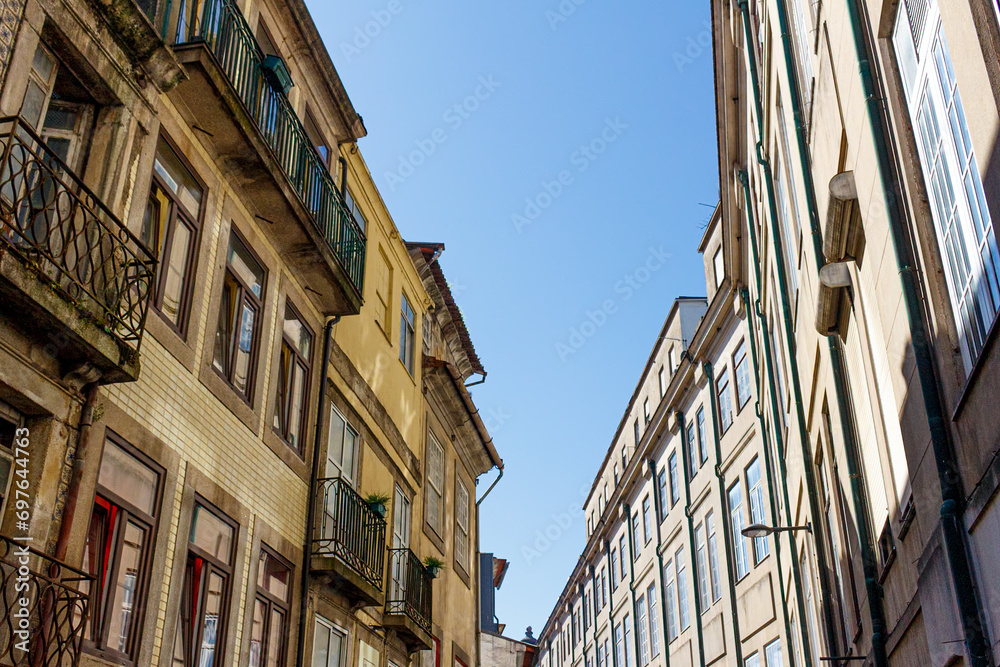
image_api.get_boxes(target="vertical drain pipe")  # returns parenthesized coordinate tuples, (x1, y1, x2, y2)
(296, 316, 338, 667)
(734, 0, 863, 661)
(647, 459, 672, 667)
(703, 362, 743, 665)
(625, 502, 643, 667)
(738, 172, 821, 660)
(840, 1, 992, 663)
(674, 411, 706, 665)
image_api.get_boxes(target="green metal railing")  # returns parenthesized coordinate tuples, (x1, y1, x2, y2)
(168, 0, 365, 294)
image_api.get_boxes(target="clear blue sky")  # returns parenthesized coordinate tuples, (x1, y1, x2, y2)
(307, 0, 718, 637)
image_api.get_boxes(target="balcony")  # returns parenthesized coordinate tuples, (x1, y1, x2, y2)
(0, 534, 93, 666)
(164, 0, 365, 315)
(312, 477, 386, 607)
(384, 548, 433, 652)
(0, 116, 157, 384)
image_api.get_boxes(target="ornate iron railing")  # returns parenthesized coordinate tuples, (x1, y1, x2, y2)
(386, 548, 432, 636)
(313, 477, 385, 590)
(169, 0, 366, 294)
(0, 116, 157, 351)
(0, 534, 93, 666)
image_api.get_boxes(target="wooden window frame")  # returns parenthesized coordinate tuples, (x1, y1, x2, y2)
(272, 300, 313, 454)
(249, 545, 293, 667)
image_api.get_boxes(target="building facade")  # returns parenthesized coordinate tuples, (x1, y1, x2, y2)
(0, 0, 501, 666)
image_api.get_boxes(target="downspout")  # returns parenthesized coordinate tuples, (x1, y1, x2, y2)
(54, 382, 101, 562)
(295, 316, 339, 667)
(738, 174, 817, 660)
(737, 285, 797, 658)
(624, 502, 642, 667)
(605, 539, 617, 667)
(590, 564, 600, 660)
(702, 363, 743, 666)
(734, 0, 857, 661)
(646, 459, 671, 667)
(673, 411, 706, 666)
(842, 1, 992, 663)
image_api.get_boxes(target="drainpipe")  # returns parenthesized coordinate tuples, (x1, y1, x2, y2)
(738, 174, 819, 660)
(338, 155, 348, 196)
(623, 502, 645, 667)
(54, 382, 101, 562)
(674, 411, 706, 666)
(841, 2, 993, 663)
(738, 286, 797, 658)
(702, 363, 743, 666)
(646, 459, 671, 667)
(296, 316, 339, 667)
(605, 539, 617, 667)
(734, 1, 860, 662)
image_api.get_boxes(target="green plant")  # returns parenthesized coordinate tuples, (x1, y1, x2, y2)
(364, 492, 391, 506)
(423, 556, 445, 571)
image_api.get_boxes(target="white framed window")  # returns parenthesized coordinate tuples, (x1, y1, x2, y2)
(695, 522, 710, 611)
(764, 639, 783, 667)
(312, 616, 346, 667)
(894, 0, 1000, 372)
(664, 559, 678, 641)
(455, 477, 471, 572)
(425, 432, 445, 534)
(325, 406, 358, 486)
(706, 512, 722, 602)
(400, 292, 416, 375)
(637, 594, 649, 666)
(729, 481, 750, 579)
(658, 367, 666, 398)
(713, 247, 725, 289)
(746, 458, 771, 563)
(646, 583, 659, 657)
(675, 547, 689, 630)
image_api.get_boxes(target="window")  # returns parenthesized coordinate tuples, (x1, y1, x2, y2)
(745, 652, 761, 667)
(728, 481, 750, 579)
(622, 615, 632, 667)
(696, 407, 708, 466)
(614, 464, 620, 486)
(425, 432, 445, 534)
(676, 546, 690, 630)
(658, 367, 666, 398)
(657, 468, 668, 519)
(622, 446, 628, 472)
(646, 583, 660, 657)
(143, 136, 202, 333)
(305, 108, 332, 167)
(325, 406, 358, 486)
(706, 512, 722, 602)
(600, 567, 608, 608)
(764, 639, 783, 667)
(312, 616, 345, 667)
(374, 247, 393, 334)
(633, 419, 640, 446)
(455, 477, 471, 572)
(613, 622, 624, 667)
(788, 0, 815, 122)
(400, 292, 416, 375)
(213, 232, 266, 400)
(610, 549, 619, 590)
(695, 523, 710, 611)
(664, 559, 678, 641)
(717, 367, 734, 433)
(668, 347, 677, 375)
(894, 0, 1000, 372)
(733, 340, 752, 410)
(686, 422, 697, 479)
(344, 188, 367, 234)
(775, 99, 802, 299)
(668, 452, 679, 507)
(272, 304, 313, 453)
(583, 590, 591, 630)
(713, 247, 725, 289)
(746, 458, 771, 562)
(82, 436, 162, 661)
(0, 403, 22, 514)
(172, 502, 237, 667)
(643, 399, 651, 425)
(637, 595, 649, 666)
(642, 496, 652, 545)
(249, 548, 292, 667)
(619, 535, 628, 580)
(631, 512, 641, 559)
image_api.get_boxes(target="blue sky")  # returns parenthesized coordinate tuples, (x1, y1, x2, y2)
(306, 0, 718, 637)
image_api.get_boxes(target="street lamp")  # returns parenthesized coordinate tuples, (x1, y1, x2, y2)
(741, 522, 812, 539)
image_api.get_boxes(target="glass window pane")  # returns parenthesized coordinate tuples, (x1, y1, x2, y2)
(267, 608, 285, 667)
(234, 302, 257, 393)
(283, 306, 312, 357)
(199, 571, 226, 666)
(106, 521, 147, 653)
(191, 505, 234, 563)
(162, 220, 193, 325)
(214, 275, 238, 374)
(288, 362, 306, 449)
(258, 550, 291, 601)
(249, 598, 266, 667)
(154, 138, 203, 216)
(31, 45, 56, 82)
(228, 235, 264, 297)
(98, 440, 158, 515)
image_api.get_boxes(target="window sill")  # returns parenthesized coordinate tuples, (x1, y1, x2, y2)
(198, 363, 260, 435)
(261, 427, 309, 483)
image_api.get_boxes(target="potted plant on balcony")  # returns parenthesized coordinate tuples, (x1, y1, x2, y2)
(364, 492, 390, 519)
(423, 556, 445, 579)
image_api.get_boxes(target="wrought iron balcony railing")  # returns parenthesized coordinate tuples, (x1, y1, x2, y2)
(386, 548, 432, 636)
(0, 534, 93, 666)
(313, 477, 386, 590)
(0, 116, 157, 350)
(169, 0, 366, 294)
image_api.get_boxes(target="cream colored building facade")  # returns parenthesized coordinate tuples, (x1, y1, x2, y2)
(0, 0, 500, 666)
